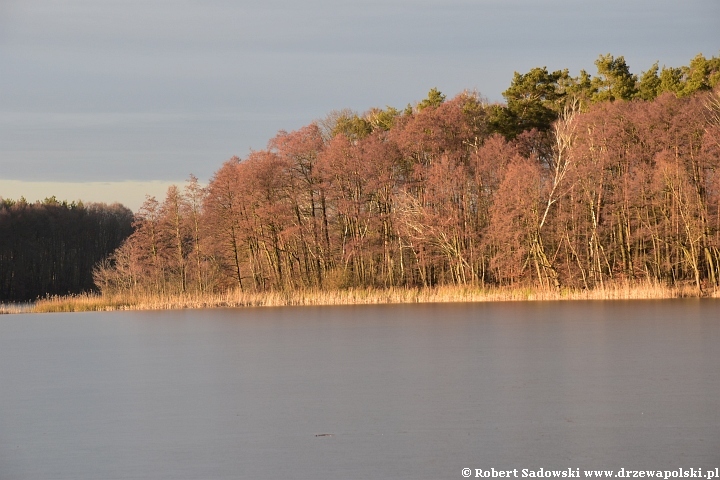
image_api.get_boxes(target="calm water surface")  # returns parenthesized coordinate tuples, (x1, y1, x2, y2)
(1, 301, 719, 479)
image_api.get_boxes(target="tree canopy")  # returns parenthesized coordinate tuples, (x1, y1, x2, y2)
(7, 52, 716, 300)
(91, 52, 720, 296)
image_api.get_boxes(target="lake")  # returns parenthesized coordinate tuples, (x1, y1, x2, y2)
(1, 300, 719, 479)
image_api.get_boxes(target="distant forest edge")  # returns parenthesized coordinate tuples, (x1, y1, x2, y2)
(0, 199, 133, 302)
(3, 52, 720, 303)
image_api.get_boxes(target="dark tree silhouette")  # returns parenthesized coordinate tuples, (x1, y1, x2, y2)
(0, 198, 133, 302)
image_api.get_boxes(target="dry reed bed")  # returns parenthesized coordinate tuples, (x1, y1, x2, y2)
(0, 303, 35, 314)
(20, 282, 718, 314)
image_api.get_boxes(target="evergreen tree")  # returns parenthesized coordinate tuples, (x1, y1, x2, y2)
(637, 62, 661, 100)
(659, 66, 684, 95)
(367, 106, 401, 132)
(592, 54, 637, 102)
(562, 69, 595, 107)
(682, 53, 712, 96)
(491, 67, 568, 138)
(416, 87, 447, 111)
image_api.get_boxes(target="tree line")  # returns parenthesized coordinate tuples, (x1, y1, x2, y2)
(0, 198, 133, 302)
(95, 53, 720, 295)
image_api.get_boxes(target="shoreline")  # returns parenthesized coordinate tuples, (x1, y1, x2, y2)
(3, 282, 717, 314)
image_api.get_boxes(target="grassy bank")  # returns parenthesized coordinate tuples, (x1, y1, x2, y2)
(18, 282, 718, 314)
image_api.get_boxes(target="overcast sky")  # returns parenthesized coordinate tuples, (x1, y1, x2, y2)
(1, 0, 719, 211)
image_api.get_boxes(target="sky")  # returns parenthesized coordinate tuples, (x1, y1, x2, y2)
(1, 0, 719, 212)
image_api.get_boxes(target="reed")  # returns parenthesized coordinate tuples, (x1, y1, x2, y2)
(26, 281, 718, 313)
(31, 293, 139, 313)
(0, 302, 35, 314)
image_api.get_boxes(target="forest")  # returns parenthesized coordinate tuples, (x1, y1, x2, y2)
(92, 53, 720, 297)
(0, 198, 133, 302)
(10, 53, 720, 304)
